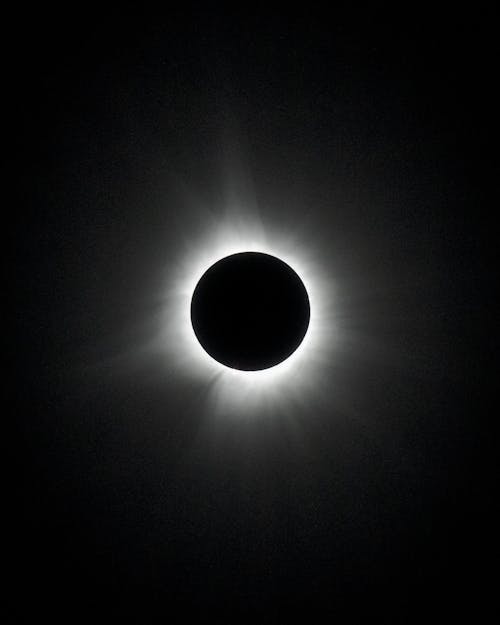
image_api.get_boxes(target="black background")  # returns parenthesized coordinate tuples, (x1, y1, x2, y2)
(15, 8, 493, 622)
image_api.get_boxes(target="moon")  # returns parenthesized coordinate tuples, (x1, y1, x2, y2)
(191, 252, 311, 371)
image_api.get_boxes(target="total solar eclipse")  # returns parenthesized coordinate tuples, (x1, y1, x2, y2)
(190, 252, 310, 371)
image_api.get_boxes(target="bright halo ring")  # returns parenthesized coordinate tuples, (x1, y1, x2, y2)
(159, 213, 336, 416)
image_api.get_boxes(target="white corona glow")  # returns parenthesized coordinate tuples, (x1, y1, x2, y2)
(159, 209, 337, 417)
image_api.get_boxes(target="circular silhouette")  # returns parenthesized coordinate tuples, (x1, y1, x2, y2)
(191, 252, 310, 370)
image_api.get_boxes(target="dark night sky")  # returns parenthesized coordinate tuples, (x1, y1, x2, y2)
(15, 8, 493, 622)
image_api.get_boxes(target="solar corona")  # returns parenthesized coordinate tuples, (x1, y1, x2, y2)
(157, 214, 337, 416)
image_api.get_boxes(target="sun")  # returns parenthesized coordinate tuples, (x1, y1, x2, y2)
(159, 209, 337, 417)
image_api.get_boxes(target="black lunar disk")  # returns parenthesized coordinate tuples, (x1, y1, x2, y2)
(191, 252, 310, 371)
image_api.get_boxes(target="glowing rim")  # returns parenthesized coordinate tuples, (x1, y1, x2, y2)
(160, 215, 336, 415)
